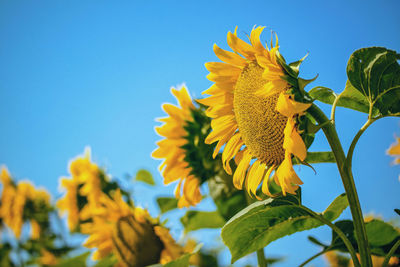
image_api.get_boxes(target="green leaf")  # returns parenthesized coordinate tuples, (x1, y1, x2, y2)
(181, 211, 225, 233)
(93, 255, 118, 267)
(53, 252, 90, 267)
(347, 47, 400, 117)
(365, 219, 400, 247)
(328, 219, 400, 257)
(135, 169, 155, 185)
(208, 173, 248, 221)
(221, 194, 348, 263)
(309, 83, 373, 114)
(148, 244, 202, 267)
(156, 197, 178, 214)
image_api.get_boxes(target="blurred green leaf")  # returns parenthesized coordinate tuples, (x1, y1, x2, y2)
(327, 219, 400, 257)
(93, 255, 118, 267)
(149, 244, 202, 267)
(156, 197, 178, 214)
(135, 169, 155, 185)
(221, 194, 348, 263)
(365, 219, 400, 247)
(181, 211, 225, 233)
(53, 252, 90, 267)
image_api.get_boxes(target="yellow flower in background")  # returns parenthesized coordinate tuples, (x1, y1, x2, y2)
(198, 26, 310, 196)
(387, 136, 400, 165)
(57, 178, 80, 230)
(0, 166, 51, 239)
(82, 190, 189, 266)
(57, 147, 103, 230)
(152, 86, 202, 207)
(39, 249, 58, 266)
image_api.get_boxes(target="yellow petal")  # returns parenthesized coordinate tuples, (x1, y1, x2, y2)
(250, 26, 266, 54)
(213, 43, 246, 67)
(283, 118, 307, 161)
(275, 153, 303, 195)
(233, 150, 252, 189)
(222, 133, 244, 175)
(276, 93, 311, 118)
(261, 166, 275, 197)
(227, 31, 256, 60)
(248, 160, 266, 196)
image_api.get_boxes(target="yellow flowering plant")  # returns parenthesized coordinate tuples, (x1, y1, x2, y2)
(150, 27, 400, 267)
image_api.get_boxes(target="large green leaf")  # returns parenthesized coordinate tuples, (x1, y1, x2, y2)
(135, 169, 155, 185)
(156, 197, 178, 214)
(181, 211, 225, 233)
(221, 194, 348, 263)
(347, 47, 400, 117)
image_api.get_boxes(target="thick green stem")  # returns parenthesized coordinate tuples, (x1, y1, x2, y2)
(308, 104, 372, 267)
(257, 249, 267, 267)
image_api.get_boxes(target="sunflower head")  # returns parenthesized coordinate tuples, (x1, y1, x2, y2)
(152, 86, 218, 208)
(199, 26, 314, 197)
(82, 190, 189, 266)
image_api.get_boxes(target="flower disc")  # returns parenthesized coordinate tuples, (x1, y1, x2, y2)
(234, 61, 287, 166)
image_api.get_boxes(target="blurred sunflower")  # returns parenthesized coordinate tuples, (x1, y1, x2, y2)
(387, 136, 400, 165)
(82, 190, 189, 266)
(57, 147, 103, 230)
(152, 86, 203, 208)
(198, 26, 311, 196)
(0, 166, 51, 239)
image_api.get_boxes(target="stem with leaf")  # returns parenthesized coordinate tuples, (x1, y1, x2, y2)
(244, 192, 267, 267)
(299, 205, 360, 267)
(308, 104, 372, 267)
(382, 239, 400, 267)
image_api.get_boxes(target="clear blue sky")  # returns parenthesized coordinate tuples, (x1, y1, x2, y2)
(1, 1, 399, 266)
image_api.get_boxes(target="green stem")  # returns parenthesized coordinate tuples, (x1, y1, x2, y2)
(299, 205, 360, 267)
(244, 192, 268, 267)
(382, 239, 400, 267)
(257, 249, 267, 267)
(299, 248, 330, 267)
(346, 119, 375, 169)
(308, 104, 372, 267)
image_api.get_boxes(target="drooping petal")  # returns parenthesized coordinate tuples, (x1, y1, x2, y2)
(283, 118, 307, 161)
(276, 93, 311, 118)
(233, 150, 252, 189)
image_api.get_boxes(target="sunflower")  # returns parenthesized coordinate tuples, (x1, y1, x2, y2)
(198, 27, 311, 196)
(152, 86, 202, 207)
(82, 190, 188, 266)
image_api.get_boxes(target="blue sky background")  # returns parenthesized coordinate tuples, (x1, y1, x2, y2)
(0, 0, 399, 266)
